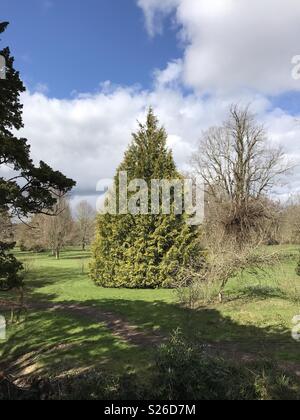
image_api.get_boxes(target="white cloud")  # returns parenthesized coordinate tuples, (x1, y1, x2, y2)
(17, 83, 222, 200)
(137, 0, 179, 37)
(19, 85, 203, 196)
(154, 59, 183, 89)
(19, 87, 147, 196)
(138, 0, 300, 95)
(12, 83, 299, 208)
(34, 83, 49, 94)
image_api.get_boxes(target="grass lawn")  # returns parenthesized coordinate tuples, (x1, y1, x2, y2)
(1, 245, 300, 377)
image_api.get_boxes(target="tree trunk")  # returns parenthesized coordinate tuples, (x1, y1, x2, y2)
(55, 249, 60, 260)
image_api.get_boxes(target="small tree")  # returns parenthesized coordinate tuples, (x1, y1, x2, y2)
(75, 201, 95, 251)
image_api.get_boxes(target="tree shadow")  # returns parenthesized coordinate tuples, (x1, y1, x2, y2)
(59, 255, 90, 261)
(3, 291, 298, 371)
(227, 286, 289, 303)
(23, 266, 86, 292)
(0, 305, 152, 382)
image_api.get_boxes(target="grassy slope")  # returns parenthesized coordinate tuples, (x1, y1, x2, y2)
(1, 245, 300, 375)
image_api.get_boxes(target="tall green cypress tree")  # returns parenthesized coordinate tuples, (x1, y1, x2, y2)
(91, 109, 203, 288)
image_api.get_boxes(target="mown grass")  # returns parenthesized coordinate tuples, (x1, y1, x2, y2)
(1, 245, 300, 376)
(0, 309, 152, 377)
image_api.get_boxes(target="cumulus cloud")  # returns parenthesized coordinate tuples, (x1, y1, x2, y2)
(138, 0, 300, 95)
(18, 85, 208, 194)
(19, 86, 147, 195)
(3, 0, 300, 210)
(12, 83, 299, 208)
(154, 59, 183, 89)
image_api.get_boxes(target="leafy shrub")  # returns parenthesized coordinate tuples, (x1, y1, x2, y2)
(153, 330, 300, 401)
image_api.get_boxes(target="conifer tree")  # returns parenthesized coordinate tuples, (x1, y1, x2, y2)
(91, 109, 203, 288)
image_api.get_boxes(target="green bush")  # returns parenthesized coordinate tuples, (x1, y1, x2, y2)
(153, 330, 300, 401)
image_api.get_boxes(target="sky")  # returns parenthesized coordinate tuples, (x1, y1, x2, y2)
(0, 0, 179, 96)
(1, 0, 300, 207)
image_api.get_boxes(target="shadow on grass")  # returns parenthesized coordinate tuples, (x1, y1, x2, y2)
(3, 288, 299, 370)
(2, 248, 298, 388)
(23, 266, 87, 291)
(1, 307, 151, 381)
(82, 298, 296, 346)
(58, 255, 90, 261)
(228, 286, 289, 303)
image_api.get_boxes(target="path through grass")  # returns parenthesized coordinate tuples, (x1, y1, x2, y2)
(1, 246, 300, 377)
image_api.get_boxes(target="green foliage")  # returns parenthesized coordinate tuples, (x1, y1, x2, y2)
(153, 330, 300, 400)
(0, 242, 23, 290)
(90, 109, 203, 288)
(0, 22, 9, 34)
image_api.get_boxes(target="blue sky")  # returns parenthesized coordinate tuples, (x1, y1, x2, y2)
(2, 0, 300, 203)
(1, 0, 179, 97)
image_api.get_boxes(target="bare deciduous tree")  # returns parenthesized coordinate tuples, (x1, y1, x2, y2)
(279, 195, 300, 244)
(192, 105, 289, 245)
(42, 196, 74, 259)
(75, 201, 95, 251)
(176, 238, 280, 306)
